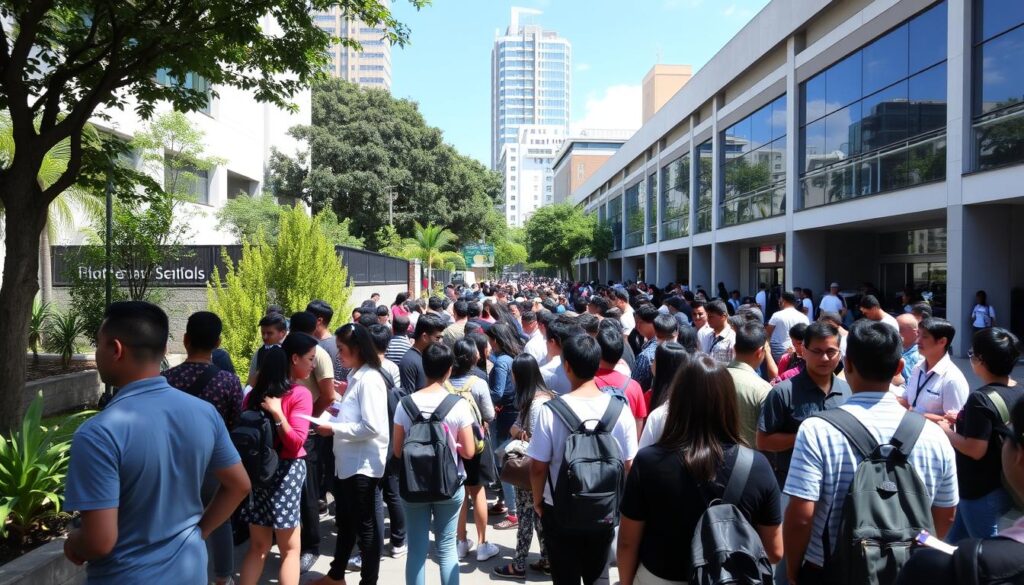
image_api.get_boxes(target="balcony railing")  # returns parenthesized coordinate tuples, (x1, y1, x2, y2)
(974, 103, 1024, 172)
(800, 128, 946, 209)
(721, 183, 785, 227)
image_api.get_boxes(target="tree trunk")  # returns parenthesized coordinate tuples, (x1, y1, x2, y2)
(0, 180, 47, 431)
(39, 225, 53, 305)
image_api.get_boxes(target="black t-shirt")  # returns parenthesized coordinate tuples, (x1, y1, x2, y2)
(956, 384, 1024, 499)
(620, 444, 781, 581)
(897, 540, 1024, 585)
(398, 347, 427, 395)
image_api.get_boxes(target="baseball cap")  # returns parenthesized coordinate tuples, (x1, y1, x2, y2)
(830, 282, 840, 288)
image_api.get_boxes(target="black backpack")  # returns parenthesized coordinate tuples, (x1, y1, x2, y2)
(690, 446, 773, 585)
(398, 394, 462, 503)
(230, 408, 279, 489)
(598, 377, 631, 401)
(814, 408, 932, 585)
(545, 396, 626, 533)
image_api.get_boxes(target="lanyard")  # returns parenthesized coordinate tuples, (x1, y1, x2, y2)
(709, 335, 725, 352)
(912, 371, 937, 408)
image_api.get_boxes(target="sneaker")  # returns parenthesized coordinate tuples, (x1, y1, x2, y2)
(457, 538, 475, 560)
(299, 552, 318, 574)
(476, 541, 500, 562)
(495, 515, 519, 529)
(391, 543, 408, 558)
(347, 554, 362, 571)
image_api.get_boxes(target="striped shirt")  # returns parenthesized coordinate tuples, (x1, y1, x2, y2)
(385, 335, 412, 364)
(784, 392, 959, 567)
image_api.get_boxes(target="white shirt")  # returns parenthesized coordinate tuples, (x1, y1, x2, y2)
(755, 290, 768, 315)
(972, 304, 996, 328)
(381, 358, 401, 387)
(394, 389, 475, 478)
(767, 306, 810, 358)
(802, 298, 814, 317)
(877, 312, 900, 334)
(819, 294, 844, 315)
(525, 329, 548, 364)
(697, 324, 736, 364)
(638, 402, 668, 449)
(526, 393, 638, 505)
(904, 353, 970, 416)
(540, 355, 572, 395)
(620, 306, 636, 333)
(328, 365, 391, 479)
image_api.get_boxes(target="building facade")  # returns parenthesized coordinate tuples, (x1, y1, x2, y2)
(552, 131, 631, 204)
(491, 7, 571, 172)
(501, 124, 565, 227)
(314, 2, 392, 91)
(574, 0, 1024, 354)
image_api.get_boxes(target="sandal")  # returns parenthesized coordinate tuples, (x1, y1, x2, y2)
(529, 558, 551, 575)
(492, 564, 526, 580)
(488, 502, 508, 516)
(495, 515, 519, 529)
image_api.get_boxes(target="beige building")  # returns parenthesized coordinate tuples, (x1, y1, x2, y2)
(314, 3, 392, 91)
(642, 64, 692, 124)
(551, 130, 632, 204)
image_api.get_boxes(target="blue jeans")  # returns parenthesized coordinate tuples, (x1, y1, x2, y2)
(495, 437, 517, 516)
(945, 487, 1012, 543)
(403, 488, 465, 585)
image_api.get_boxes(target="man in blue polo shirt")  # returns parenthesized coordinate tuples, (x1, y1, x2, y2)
(64, 302, 251, 584)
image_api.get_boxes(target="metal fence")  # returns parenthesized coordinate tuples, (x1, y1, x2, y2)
(337, 246, 408, 286)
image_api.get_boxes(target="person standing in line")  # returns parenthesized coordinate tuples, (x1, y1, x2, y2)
(64, 302, 250, 585)
(246, 313, 288, 387)
(526, 310, 554, 365)
(540, 318, 585, 395)
(755, 282, 769, 317)
(938, 328, 1023, 542)
(698, 300, 736, 365)
(487, 322, 524, 530)
(858, 295, 900, 334)
(818, 282, 846, 318)
(314, 324, 390, 585)
(386, 315, 413, 363)
(399, 313, 446, 396)
(690, 300, 709, 333)
(801, 288, 815, 320)
(594, 322, 650, 438)
(613, 288, 636, 334)
(442, 299, 470, 347)
(393, 343, 477, 585)
(765, 291, 810, 364)
(727, 321, 774, 449)
(307, 300, 344, 535)
(367, 323, 407, 561)
(161, 311, 244, 585)
(238, 335, 317, 585)
(630, 306, 667, 392)
(391, 292, 410, 321)
(972, 290, 997, 335)
(618, 354, 782, 585)
(521, 310, 547, 363)
(895, 313, 922, 387)
(903, 318, 970, 421)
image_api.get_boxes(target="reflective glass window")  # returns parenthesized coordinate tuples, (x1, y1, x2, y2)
(805, 74, 827, 123)
(726, 116, 753, 154)
(624, 182, 645, 249)
(863, 25, 909, 95)
(825, 102, 862, 159)
(696, 140, 713, 233)
(772, 95, 788, 140)
(609, 195, 623, 251)
(647, 173, 658, 243)
(661, 154, 690, 240)
(750, 104, 773, 151)
(825, 53, 862, 114)
(803, 118, 827, 172)
(908, 63, 947, 134)
(910, 1, 947, 73)
(976, 25, 1024, 116)
(861, 80, 909, 152)
(976, 0, 1024, 44)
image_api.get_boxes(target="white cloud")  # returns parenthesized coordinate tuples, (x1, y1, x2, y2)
(576, 63, 592, 73)
(722, 3, 757, 19)
(571, 85, 642, 135)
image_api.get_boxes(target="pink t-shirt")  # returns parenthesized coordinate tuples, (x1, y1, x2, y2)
(392, 305, 409, 320)
(242, 384, 312, 459)
(593, 369, 649, 421)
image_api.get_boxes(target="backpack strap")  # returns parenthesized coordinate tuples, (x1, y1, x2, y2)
(953, 538, 983, 585)
(380, 368, 396, 390)
(432, 393, 463, 422)
(545, 397, 584, 432)
(985, 388, 1011, 425)
(889, 410, 927, 460)
(617, 377, 631, 396)
(184, 363, 220, 396)
(722, 446, 754, 506)
(812, 408, 879, 460)
(400, 395, 422, 420)
(596, 395, 626, 433)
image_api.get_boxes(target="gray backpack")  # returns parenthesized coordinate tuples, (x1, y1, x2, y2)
(545, 396, 626, 533)
(690, 447, 773, 585)
(398, 394, 462, 503)
(814, 408, 932, 585)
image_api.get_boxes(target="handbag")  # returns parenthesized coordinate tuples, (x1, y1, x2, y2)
(499, 439, 533, 490)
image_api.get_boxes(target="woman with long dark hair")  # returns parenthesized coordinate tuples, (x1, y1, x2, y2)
(239, 335, 317, 585)
(465, 331, 491, 378)
(617, 355, 782, 585)
(645, 342, 690, 411)
(494, 353, 553, 578)
(313, 324, 390, 585)
(485, 323, 523, 528)
(392, 292, 410, 321)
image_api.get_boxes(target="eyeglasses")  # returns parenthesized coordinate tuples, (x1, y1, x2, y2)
(968, 349, 979, 361)
(805, 347, 841, 360)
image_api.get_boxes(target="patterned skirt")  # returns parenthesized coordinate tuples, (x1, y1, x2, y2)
(240, 458, 307, 529)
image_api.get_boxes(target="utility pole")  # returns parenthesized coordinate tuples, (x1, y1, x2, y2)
(384, 184, 398, 226)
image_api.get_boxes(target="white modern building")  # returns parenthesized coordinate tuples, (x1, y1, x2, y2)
(313, 1, 392, 91)
(500, 124, 565, 227)
(573, 0, 1024, 355)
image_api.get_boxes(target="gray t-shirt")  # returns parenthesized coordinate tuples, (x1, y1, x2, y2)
(318, 335, 344, 381)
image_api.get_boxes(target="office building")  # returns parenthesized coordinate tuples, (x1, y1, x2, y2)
(643, 64, 692, 123)
(552, 130, 632, 204)
(314, 2, 392, 91)
(501, 124, 565, 227)
(573, 0, 1024, 354)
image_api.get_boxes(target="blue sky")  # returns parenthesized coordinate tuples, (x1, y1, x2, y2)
(389, 0, 771, 166)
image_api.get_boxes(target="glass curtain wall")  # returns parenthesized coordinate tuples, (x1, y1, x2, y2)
(661, 154, 690, 240)
(609, 194, 623, 251)
(799, 1, 948, 208)
(722, 95, 787, 226)
(624, 182, 645, 249)
(647, 173, 658, 243)
(973, 0, 1024, 170)
(696, 140, 714, 233)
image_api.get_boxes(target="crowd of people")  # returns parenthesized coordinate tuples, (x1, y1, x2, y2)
(60, 276, 1024, 585)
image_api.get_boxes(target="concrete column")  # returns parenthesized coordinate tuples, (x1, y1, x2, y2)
(783, 36, 799, 292)
(953, 205, 1011, 355)
(790, 231, 826, 296)
(623, 255, 641, 282)
(657, 251, 675, 287)
(645, 252, 658, 286)
(944, 0, 971, 355)
(713, 241, 741, 294)
(687, 116, 699, 284)
(692, 246, 712, 293)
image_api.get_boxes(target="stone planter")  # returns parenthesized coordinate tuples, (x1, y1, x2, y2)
(0, 538, 84, 585)
(23, 370, 102, 417)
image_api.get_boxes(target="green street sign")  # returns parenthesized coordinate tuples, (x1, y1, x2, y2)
(462, 243, 495, 268)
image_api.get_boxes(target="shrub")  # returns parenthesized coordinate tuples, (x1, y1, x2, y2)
(43, 311, 86, 367)
(27, 298, 51, 361)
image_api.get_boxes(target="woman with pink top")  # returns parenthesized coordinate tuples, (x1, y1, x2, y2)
(238, 333, 317, 585)
(392, 292, 411, 321)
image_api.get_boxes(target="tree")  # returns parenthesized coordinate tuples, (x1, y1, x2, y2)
(208, 206, 352, 374)
(524, 203, 601, 280)
(494, 240, 527, 275)
(375, 224, 405, 258)
(217, 194, 364, 248)
(267, 79, 504, 249)
(401, 222, 463, 293)
(0, 0, 421, 427)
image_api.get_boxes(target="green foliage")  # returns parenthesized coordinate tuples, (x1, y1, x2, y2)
(591, 221, 614, 261)
(133, 112, 225, 203)
(267, 79, 504, 249)
(524, 203, 601, 279)
(208, 207, 353, 375)
(217, 195, 364, 248)
(0, 395, 92, 543)
(375, 224, 406, 258)
(28, 298, 50, 361)
(42, 311, 86, 367)
(494, 240, 528, 273)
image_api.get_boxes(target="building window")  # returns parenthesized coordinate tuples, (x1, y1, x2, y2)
(696, 140, 713, 233)
(647, 173, 658, 243)
(624, 182, 645, 249)
(800, 1, 948, 209)
(660, 154, 690, 240)
(973, 0, 1024, 171)
(155, 70, 212, 115)
(608, 194, 623, 251)
(164, 155, 210, 205)
(721, 94, 787, 227)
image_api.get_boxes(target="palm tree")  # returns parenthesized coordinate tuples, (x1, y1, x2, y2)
(0, 113, 102, 304)
(401, 222, 465, 294)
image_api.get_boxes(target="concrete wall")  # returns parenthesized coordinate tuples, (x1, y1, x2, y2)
(0, 539, 83, 585)
(24, 369, 102, 417)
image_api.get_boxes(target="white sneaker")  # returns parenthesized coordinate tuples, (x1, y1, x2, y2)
(477, 541, 500, 562)
(347, 554, 362, 571)
(457, 538, 475, 560)
(391, 544, 408, 558)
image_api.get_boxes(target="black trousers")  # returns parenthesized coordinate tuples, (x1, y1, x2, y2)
(328, 474, 382, 584)
(541, 504, 614, 585)
(375, 457, 406, 549)
(797, 562, 827, 585)
(300, 434, 322, 553)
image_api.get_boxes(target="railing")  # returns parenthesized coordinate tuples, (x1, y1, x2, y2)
(720, 183, 785, 227)
(800, 128, 946, 209)
(696, 206, 712, 234)
(974, 103, 1024, 171)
